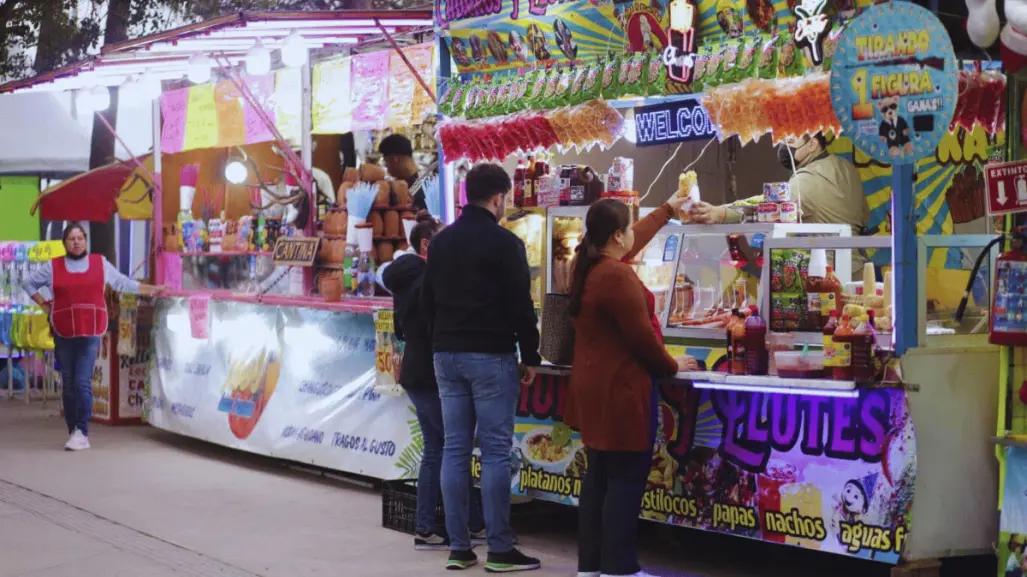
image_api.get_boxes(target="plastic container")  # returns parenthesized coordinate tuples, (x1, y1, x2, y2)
(774, 350, 825, 379)
(766, 333, 795, 376)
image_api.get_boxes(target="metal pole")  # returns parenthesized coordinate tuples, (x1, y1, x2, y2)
(152, 98, 164, 285)
(437, 38, 452, 223)
(300, 61, 314, 296)
(891, 163, 917, 355)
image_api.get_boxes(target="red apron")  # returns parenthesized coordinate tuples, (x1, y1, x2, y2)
(51, 254, 107, 338)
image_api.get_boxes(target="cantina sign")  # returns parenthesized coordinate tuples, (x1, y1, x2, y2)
(828, 1, 957, 164)
(634, 97, 715, 146)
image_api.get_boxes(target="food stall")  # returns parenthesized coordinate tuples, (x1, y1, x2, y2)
(0, 11, 442, 479)
(434, 0, 1003, 573)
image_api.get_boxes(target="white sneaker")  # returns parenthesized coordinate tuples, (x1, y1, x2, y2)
(600, 572, 652, 577)
(64, 429, 90, 451)
(577, 572, 600, 577)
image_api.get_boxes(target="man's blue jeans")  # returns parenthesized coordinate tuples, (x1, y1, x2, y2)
(406, 388, 485, 537)
(54, 336, 102, 436)
(435, 352, 519, 553)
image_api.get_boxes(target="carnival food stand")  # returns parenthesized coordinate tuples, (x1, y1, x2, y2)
(434, 0, 1004, 574)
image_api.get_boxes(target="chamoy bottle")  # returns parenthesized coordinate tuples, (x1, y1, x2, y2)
(522, 157, 536, 208)
(729, 310, 747, 375)
(743, 306, 768, 375)
(831, 314, 854, 381)
(820, 265, 843, 321)
(822, 310, 839, 369)
(513, 158, 527, 208)
(804, 249, 828, 330)
(851, 315, 877, 382)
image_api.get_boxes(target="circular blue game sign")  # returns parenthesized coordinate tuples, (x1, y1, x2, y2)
(829, 1, 957, 165)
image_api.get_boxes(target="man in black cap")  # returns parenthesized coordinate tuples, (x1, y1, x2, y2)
(379, 134, 430, 211)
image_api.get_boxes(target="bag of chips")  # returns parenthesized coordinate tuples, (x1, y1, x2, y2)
(691, 45, 711, 93)
(720, 40, 741, 84)
(601, 57, 620, 99)
(777, 35, 804, 78)
(645, 51, 666, 96)
(737, 36, 759, 81)
(757, 35, 778, 80)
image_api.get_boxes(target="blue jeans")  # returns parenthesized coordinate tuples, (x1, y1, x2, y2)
(435, 352, 519, 553)
(406, 388, 485, 536)
(55, 336, 101, 436)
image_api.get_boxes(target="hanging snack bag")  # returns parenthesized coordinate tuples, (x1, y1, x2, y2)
(645, 51, 667, 96)
(690, 45, 711, 92)
(554, 66, 574, 107)
(569, 66, 587, 106)
(494, 80, 512, 115)
(618, 53, 645, 98)
(438, 80, 459, 117)
(737, 36, 759, 81)
(583, 62, 601, 101)
(720, 39, 741, 84)
(528, 69, 548, 110)
(601, 57, 620, 99)
(757, 35, 778, 79)
(705, 44, 726, 89)
(542, 67, 562, 109)
(777, 35, 804, 78)
(821, 25, 844, 71)
(463, 81, 481, 119)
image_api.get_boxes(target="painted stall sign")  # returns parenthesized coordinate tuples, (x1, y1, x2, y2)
(502, 358, 916, 564)
(828, 1, 957, 165)
(634, 97, 715, 146)
(435, 0, 669, 74)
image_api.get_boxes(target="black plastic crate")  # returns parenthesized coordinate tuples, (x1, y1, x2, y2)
(382, 480, 444, 535)
(381, 480, 483, 535)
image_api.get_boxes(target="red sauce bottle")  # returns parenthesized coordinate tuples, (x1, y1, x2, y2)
(744, 306, 768, 375)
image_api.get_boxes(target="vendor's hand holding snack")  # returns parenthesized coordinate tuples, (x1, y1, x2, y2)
(676, 355, 699, 372)
(689, 201, 728, 224)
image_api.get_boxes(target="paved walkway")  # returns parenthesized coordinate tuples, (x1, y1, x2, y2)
(0, 404, 891, 577)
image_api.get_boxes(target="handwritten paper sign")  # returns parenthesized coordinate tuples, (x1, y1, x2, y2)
(188, 293, 211, 340)
(183, 83, 219, 151)
(214, 81, 246, 148)
(275, 68, 302, 145)
(272, 237, 320, 267)
(312, 57, 353, 134)
(351, 51, 391, 131)
(387, 44, 435, 128)
(160, 89, 189, 154)
(161, 252, 183, 290)
(245, 74, 277, 144)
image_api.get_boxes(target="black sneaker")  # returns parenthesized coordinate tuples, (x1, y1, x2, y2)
(447, 549, 478, 571)
(485, 549, 541, 573)
(470, 529, 520, 546)
(414, 532, 450, 551)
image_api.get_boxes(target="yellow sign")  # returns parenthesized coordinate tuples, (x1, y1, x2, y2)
(275, 68, 302, 145)
(116, 156, 155, 221)
(374, 309, 394, 333)
(34, 241, 65, 261)
(183, 83, 219, 151)
(312, 57, 353, 134)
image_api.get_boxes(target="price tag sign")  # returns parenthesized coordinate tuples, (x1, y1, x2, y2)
(272, 237, 320, 267)
(188, 293, 211, 340)
(373, 309, 403, 390)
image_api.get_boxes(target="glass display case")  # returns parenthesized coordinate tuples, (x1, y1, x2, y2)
(917, 234, 998, 347)
(502, 207, 547, 308)
(180, 253, 295, 295)
(760, 235, 893, 346)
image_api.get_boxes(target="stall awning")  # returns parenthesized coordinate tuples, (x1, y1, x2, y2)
(31, 157, 154, 222)
(0, 93, 90, 175)
(0, 11, 433, 95)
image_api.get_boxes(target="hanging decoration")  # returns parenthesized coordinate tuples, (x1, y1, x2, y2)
(702, 74, 840, 144)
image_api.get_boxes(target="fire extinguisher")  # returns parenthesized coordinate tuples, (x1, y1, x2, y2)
(956, 231, 1027, 346)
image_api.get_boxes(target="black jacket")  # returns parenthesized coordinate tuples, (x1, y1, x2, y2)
(381, 252, 436, 390)
(422, 205, 541, 366)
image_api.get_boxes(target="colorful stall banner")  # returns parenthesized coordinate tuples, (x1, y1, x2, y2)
(275, 68, 303, 145)
(312, 56, 354, 134)
(214, 80, 247, 148)
(148, 299, 424, 480)
(436, 0, 669, 75)
(373, 309, 405, 396)
(828, 1, 957, 165)
(351, 51, 392, 131)
(160, 88, 189, 153)
(999, 448, 1027, 576)
(495, 368, 916, 563)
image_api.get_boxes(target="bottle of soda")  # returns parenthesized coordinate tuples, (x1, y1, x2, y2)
(744, 305, 768, 375)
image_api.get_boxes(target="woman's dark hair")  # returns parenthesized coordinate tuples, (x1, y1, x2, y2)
(410, 210, 442, 256)
(62, 222, 88, 244)
(567, 199, 631, 317)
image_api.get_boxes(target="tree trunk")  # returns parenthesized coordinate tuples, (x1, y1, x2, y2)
(33, 0, 64, 73)
(88, 0, 131, 261)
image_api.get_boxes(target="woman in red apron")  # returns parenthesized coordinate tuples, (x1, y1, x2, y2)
(21, 223, 164, 451)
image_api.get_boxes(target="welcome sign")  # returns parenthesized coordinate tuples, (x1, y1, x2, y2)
(633, 97, 716, 146)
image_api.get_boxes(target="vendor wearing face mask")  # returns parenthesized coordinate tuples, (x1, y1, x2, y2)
(690, 133, 869, 236)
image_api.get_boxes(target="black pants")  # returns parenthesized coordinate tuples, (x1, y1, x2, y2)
(577, 447, 652, 575)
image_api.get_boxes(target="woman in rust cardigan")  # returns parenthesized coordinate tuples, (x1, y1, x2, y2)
(565, 198, 697, 577)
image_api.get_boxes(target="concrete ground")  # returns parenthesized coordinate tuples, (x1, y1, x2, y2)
(0, 403, 902, 577)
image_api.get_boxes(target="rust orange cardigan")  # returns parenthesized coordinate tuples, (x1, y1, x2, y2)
(564, 204, 679, 453)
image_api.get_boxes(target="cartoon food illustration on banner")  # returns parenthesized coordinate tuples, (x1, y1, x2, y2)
(218, 349, 282, 440)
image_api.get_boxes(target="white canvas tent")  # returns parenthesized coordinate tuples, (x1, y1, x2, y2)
(0, 93, 90, 176)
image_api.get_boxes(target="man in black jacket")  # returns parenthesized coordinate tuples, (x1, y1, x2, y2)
(422, 163, 541, 572)
(380, 213, 485, 551)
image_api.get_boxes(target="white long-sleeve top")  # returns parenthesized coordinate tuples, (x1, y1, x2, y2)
(21, 256, 141, 300)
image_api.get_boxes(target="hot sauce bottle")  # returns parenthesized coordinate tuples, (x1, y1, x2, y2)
(728, 309, 747, 375)
(820, 265, 843, 322)
(822, 310, 839, 369)
(513, 158, 528, 208)
(831, 314, 854, 381)
(743, 305, 768, 375)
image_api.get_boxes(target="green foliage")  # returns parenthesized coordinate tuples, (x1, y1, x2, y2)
(395, 403, 424, 480)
